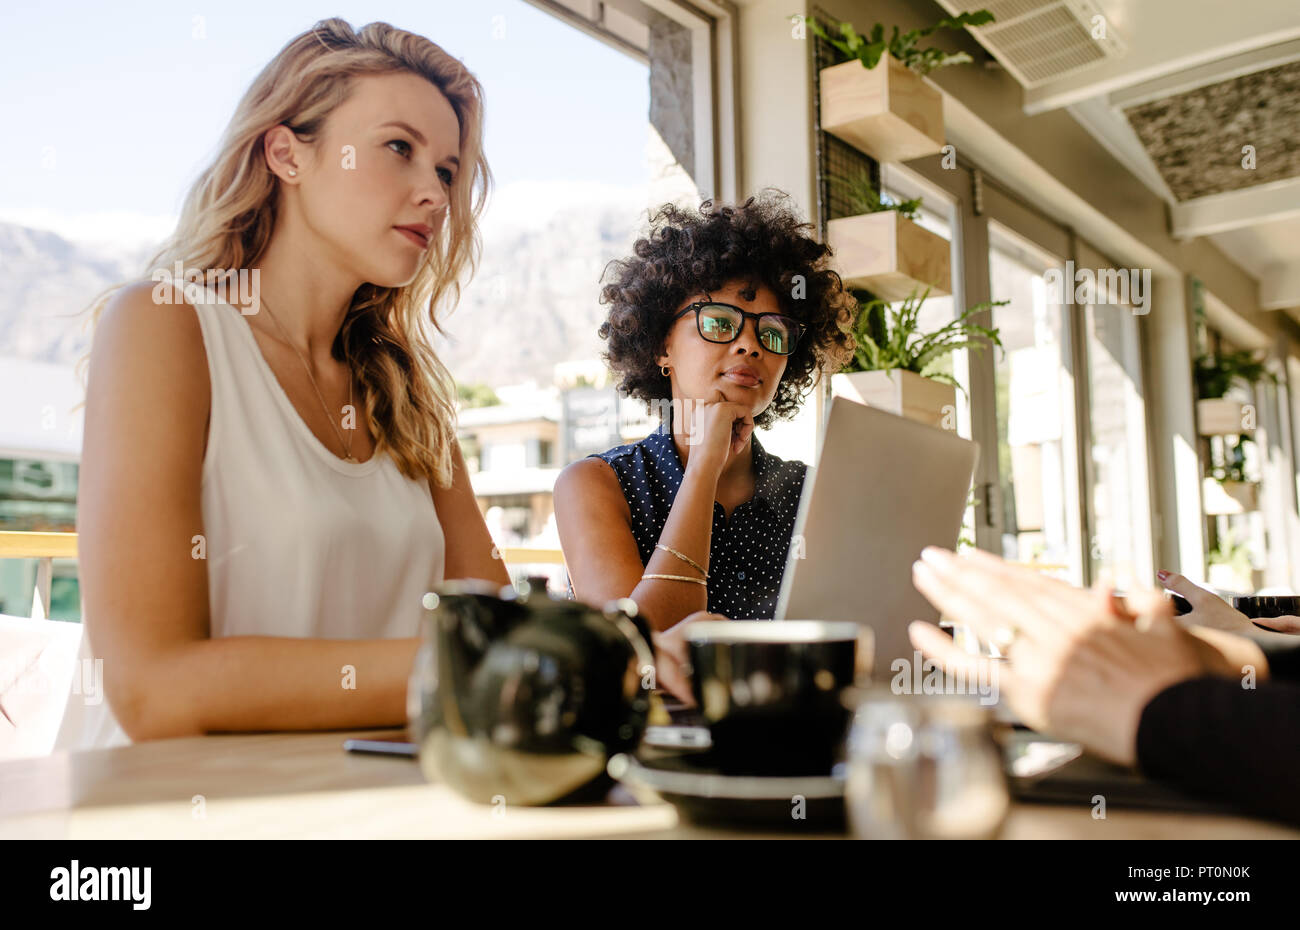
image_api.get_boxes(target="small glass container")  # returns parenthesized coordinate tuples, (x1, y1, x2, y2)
(844, 689, 1009, 839)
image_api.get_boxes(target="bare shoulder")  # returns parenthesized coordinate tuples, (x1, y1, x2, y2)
(94, 280, 209, 379)
(88, 279, 211, 452)
(555, 456, 622, 501)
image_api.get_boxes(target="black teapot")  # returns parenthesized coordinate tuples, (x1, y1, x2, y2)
(408, 578, 655, 806)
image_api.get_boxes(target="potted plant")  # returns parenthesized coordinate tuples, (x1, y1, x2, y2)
(833, 287, 1005, 427)
(1203, 435, 1260, 514)
(827, 169, 951, 301)
(1203, 477, 1260, 515)
(1206, 530, 1262, 593)
(1194, 349, 1275, 436)
(802, 11, 995, 163)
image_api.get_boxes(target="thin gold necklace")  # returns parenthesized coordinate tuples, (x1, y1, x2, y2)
(256, 296, 359, 463)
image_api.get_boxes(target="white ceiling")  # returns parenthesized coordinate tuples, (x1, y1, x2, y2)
(1019, 0, 1300, 113)
(938, 0, 1300, 318)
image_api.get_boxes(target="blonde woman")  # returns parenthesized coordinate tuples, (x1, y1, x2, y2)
(55, 19, 508, 748)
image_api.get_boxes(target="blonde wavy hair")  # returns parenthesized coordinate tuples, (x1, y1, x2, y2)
(74, 18, 491, 488)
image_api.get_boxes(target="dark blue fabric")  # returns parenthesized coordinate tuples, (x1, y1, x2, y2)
(584, 413, 808, 620)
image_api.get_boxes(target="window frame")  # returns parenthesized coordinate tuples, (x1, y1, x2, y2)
(524, 0, 739, 201)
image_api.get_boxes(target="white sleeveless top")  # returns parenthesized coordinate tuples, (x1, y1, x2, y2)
(54, 285, 447, 750)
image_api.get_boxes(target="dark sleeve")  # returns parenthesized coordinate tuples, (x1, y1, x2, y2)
(1259, 638, 1300, 681)
(1136, 676, 1300, 825)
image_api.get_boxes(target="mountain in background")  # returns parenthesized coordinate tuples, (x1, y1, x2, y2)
(0, 224, 144, 370)
(0, 182, 661, 388)
(435, 181, 651, 386)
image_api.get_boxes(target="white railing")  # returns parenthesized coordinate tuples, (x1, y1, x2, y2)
(0, 531, 76, 619)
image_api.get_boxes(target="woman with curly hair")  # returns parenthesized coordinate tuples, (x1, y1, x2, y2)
(554, 191, 857, 634)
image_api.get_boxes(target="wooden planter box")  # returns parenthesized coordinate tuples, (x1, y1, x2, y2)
(1197, 398, 1252, 436)
(1202, 477, 1259, 515)
(828, 211, 951, 301)
(820, 55, 945, 163)
(831, 369, 956, 430)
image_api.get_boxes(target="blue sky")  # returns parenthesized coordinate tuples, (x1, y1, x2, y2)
(0, 1, 649, 247)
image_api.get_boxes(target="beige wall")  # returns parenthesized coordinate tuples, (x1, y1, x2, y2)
(732, 1, 825, 465)
(735, 0, 816, 213)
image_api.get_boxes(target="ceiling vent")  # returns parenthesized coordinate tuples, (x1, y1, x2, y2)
(943, 0, 1126, 87)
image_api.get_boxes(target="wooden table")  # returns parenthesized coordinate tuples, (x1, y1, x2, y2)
(2, 729, 1296, 840)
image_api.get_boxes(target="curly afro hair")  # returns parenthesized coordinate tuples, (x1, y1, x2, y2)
(597, 189, 858, 429)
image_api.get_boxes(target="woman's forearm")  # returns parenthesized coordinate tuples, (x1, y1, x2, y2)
(630, 468, 719, 631)
(110, 635, 420, 740)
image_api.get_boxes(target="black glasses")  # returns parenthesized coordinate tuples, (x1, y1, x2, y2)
(673, 301, 806, 356)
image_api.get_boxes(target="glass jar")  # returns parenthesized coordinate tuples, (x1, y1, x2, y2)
(845, 690, 1009, 839)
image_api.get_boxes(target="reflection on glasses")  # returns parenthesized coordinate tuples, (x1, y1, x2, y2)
(674, 302, 806, 356)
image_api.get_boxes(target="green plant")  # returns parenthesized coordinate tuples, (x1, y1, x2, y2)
(956, 486, 980, 550)
(798, 10, 995, 75)
(1194, 349, 1276, 400)
(456, 382, 501, 409)
(842, 287, 1006, 396)
(1208, 529, 1253, 579)
(830, 168, 922, 220)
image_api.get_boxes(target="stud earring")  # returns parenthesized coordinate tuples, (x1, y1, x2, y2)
(288, 169, 297, 177)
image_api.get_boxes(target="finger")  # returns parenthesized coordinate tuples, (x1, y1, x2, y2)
(1120, 585, 1177, 633)
(1105, 587, 1136, 622)
(1255, 615, 1300, 635)
(912, 552, 1072, 646)
(940, 546, 1101, 624)
(909, 621, 986, 677)
(1089, 583, 1151, 626)
(651, 630, 688, 665)
(1156, 570, 1219, 609)
(679, 610, 729, 623)
(956, 546, 1095, 603)
(909, 621, 1018, 691)
(656, 655, 696, 706)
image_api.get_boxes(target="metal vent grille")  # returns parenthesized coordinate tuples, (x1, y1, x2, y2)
(978, 0, 1073, 20)
(958, 0, 1125, 87)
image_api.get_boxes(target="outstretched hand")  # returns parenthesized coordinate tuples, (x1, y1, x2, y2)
(909, 547, 1214, 767)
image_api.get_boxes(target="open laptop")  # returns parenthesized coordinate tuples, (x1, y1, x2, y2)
(773, 395, 979, 675)
(650, 395, 978, 743)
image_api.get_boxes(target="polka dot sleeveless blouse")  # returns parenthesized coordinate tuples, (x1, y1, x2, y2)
(586, 414, 808, 620)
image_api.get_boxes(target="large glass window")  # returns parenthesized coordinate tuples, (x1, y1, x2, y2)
(881, 167, 976, 544)
(1201, 329, 1266, 593)
(1076, 234, 1159, 590)
(899, 162, 1159, 587)
(1254, 370, 1295, 590)
(1082, 275, 1154, 589)
(988, 222, 1082, 583)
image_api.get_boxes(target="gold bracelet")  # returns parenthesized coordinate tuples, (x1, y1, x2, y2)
(654, 543, 709, 578)
(642, 573, 708, 586)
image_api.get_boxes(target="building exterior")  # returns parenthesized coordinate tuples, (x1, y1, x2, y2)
(0, 358, 83, 618)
